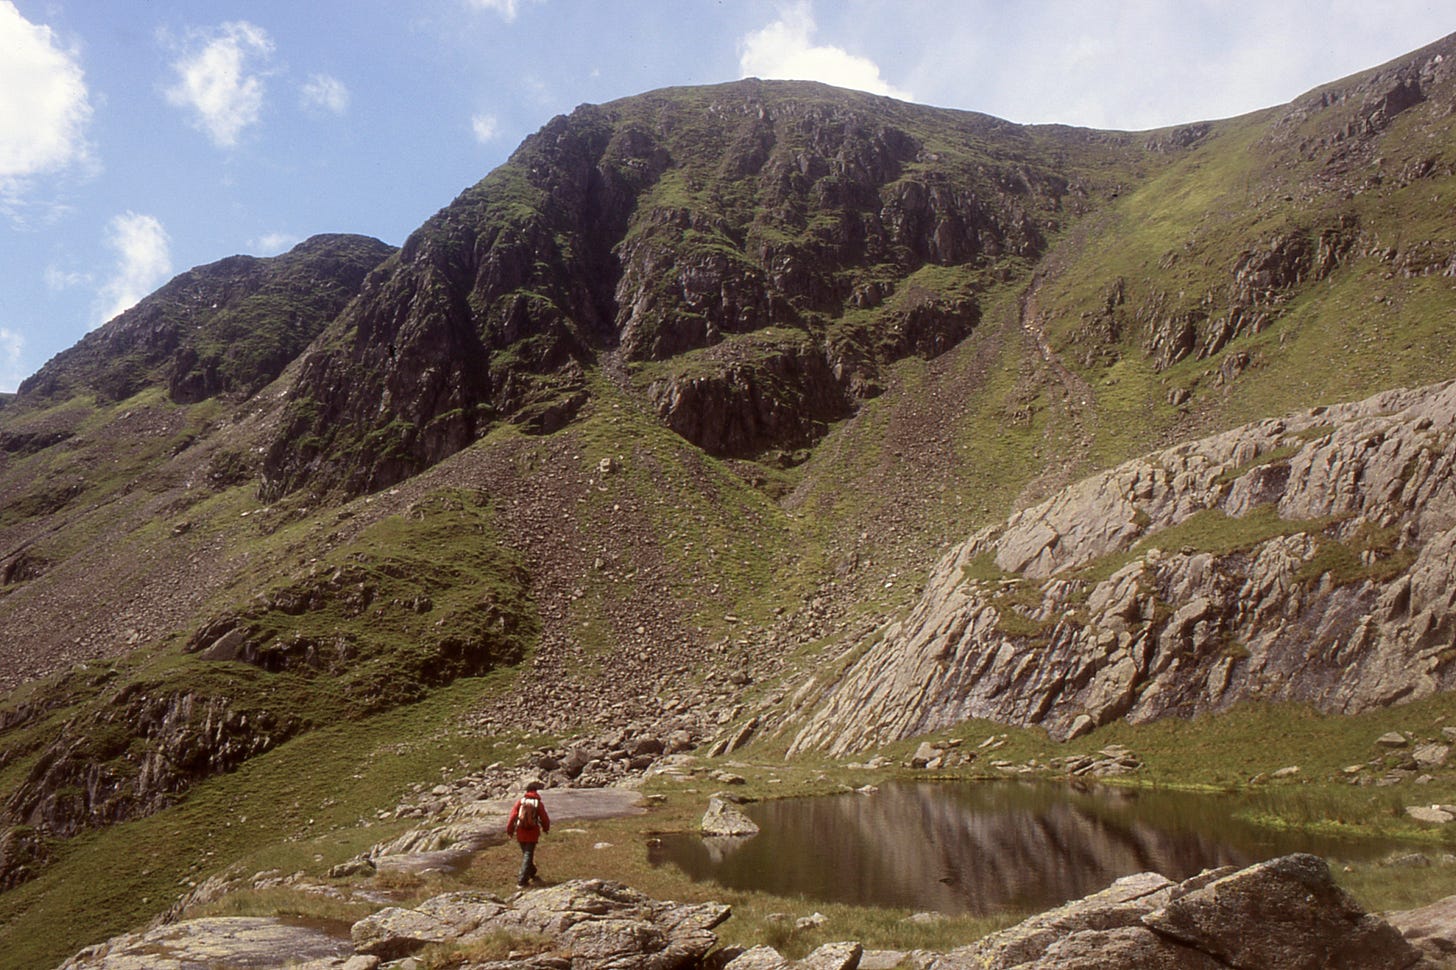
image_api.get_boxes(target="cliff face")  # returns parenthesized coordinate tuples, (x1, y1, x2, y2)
(260, 81, 1151, 497)
(789, 379, 1456, 754)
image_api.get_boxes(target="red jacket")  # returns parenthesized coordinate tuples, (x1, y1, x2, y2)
(506, 792, 550, 843)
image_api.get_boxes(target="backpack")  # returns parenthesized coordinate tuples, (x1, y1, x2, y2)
(518, 795, 540, 829)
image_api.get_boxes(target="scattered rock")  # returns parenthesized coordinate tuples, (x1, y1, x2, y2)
(1414, 743, 1451, 768)
(328, 854, 377, 879)
(795, 912, 828, 931)
(1406, 805, 1456, 824)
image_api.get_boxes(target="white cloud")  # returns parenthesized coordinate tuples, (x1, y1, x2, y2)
(253, 231, 300, 254)
(301, 73, 349, 115)
(0, 2, 93, 201)
(471, 112, 500, 143)
(467, 0, 528, 22)
(0, 326, 24, 394)
(95, 212, 172, 327)
(164, 21, 274, 148)
(739, 1, 912, 101)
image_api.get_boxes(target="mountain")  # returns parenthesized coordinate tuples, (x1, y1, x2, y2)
(2, 32, 1456, 965)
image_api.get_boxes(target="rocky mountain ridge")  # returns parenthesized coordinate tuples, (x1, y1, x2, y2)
(258, 80, 1153, 498)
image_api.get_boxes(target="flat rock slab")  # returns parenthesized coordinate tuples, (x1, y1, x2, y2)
(374, 787, 647, 875)
(56, 916, 352, 969)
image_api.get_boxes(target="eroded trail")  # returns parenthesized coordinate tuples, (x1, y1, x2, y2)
(1013, 273, 1101, 505)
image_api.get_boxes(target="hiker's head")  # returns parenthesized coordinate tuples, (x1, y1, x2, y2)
(525, 780, 543, 792)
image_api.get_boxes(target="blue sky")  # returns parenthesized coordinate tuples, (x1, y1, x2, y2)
(1, 1, 1452, 393)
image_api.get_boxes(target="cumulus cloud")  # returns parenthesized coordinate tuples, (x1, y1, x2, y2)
(301, 73, 349, 115)
(739, 1, 912, 101)
(164, 20, 274, 148)
(95, 212, 172, 326)
(0, 326, 24, 393)
(0, 2, 93, 203)
(471, 112, 500, 143)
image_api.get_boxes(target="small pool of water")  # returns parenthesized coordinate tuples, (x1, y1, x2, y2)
(649, 780, 1409, 916)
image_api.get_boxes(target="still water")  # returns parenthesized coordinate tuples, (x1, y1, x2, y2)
(650, 781, 1408, 916)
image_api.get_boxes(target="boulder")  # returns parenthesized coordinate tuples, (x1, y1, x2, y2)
(352, 891, 508, 958)
(947, 854, 1425, 970)
(702, 796, 760, 837)
(1141, 854, 1421, 970)
(1406, 805, 1456, 824)
(1414, 743, 1450, 768)
(1389, 892, 1456, 963)
(487, 880, 730, 969)
(798, 941, 863, 970)
(725, 945, 794, 969)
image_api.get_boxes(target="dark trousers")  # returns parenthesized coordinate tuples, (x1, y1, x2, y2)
(517, 840, 538, 885)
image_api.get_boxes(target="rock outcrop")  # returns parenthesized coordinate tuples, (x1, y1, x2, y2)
(56, 857, 1435, 969)
(924, 854, 1425, 969)
(791, 379, 1456, 753)
(353, 879, 730, 968)
(1, 688, 302, 890)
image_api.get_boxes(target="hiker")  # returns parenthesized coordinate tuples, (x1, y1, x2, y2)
(506, 780, 551, 887)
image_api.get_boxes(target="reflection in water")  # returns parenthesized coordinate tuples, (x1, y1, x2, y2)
(650, 781, 1405, 915)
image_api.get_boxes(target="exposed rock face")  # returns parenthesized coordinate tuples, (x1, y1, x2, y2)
(791, 379, 1456, 754)
(352, 879, 730, 968)
(55, 916, 353, 969)
(261, 80, 1145, 497)
(930, 854, 1424, 970)
(0, 688, 302, 890)
(17, 234, 394, 406)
